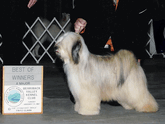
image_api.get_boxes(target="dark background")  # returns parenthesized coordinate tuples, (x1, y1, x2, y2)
(25, 0, 72, 25)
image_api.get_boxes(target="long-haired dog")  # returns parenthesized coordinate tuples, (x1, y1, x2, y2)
(55, 32, 158, 115)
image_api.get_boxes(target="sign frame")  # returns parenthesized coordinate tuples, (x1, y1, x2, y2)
(2, 66, 43, 115)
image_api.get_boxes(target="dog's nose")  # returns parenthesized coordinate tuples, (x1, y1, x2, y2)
(54, 45, 60, 55)
(54, 45, 58, 51)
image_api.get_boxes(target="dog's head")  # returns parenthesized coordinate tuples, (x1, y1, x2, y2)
(55, 32, 89, 64)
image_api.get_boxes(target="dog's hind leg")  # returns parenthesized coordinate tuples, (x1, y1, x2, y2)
(32, 33, 48, 58)
(135, 93, 158, 113)
(124, 66, 158, 113)
(32, 44, 41, 57)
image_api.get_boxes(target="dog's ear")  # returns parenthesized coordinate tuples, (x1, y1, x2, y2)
(72, 40, 82, 64)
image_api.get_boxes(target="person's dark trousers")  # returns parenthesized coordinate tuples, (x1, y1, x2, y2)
(0, 0, 28, 65)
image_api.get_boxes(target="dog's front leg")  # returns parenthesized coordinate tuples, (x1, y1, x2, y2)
(74, 102, 80, 112)
(77, 89, 101, 115)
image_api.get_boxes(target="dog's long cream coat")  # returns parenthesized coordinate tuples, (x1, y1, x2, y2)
(55, 32, 158, 115)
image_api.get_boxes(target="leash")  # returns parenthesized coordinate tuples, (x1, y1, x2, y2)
(113, 0, 119, 11)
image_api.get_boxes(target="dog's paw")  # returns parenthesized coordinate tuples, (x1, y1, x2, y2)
(78, 108, 99, 116)
(136, 104, 158, 113)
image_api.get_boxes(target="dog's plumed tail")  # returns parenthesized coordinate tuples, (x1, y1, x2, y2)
(114, 50, 137, 86)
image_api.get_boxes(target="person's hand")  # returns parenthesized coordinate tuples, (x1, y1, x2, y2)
(28, 0, 37, 8)
(74, 18, 87, 34)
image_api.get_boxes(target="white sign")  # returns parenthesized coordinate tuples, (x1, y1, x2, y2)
(2, 66, 43, 115)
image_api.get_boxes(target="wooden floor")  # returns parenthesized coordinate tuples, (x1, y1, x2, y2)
(42, 58, 165, 99)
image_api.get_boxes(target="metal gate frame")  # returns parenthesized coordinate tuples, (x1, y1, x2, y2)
(146, 19, 165, 58)
(0, 18, 165, 64)
(21, 16, 71, 64)
(0, 34, 3, 64)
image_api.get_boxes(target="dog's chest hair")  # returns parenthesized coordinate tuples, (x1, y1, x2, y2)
(63, 64, 81, 94)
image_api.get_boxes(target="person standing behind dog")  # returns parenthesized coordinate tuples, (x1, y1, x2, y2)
(111, 0, 156, 60)
(70, 0, 115, 104)
(71, 0, 115, 55)
(0, 0, 37, 65)
(71, 0, 155, 60)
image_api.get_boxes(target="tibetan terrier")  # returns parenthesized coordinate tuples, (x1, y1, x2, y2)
(55, 32, 158, 115)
